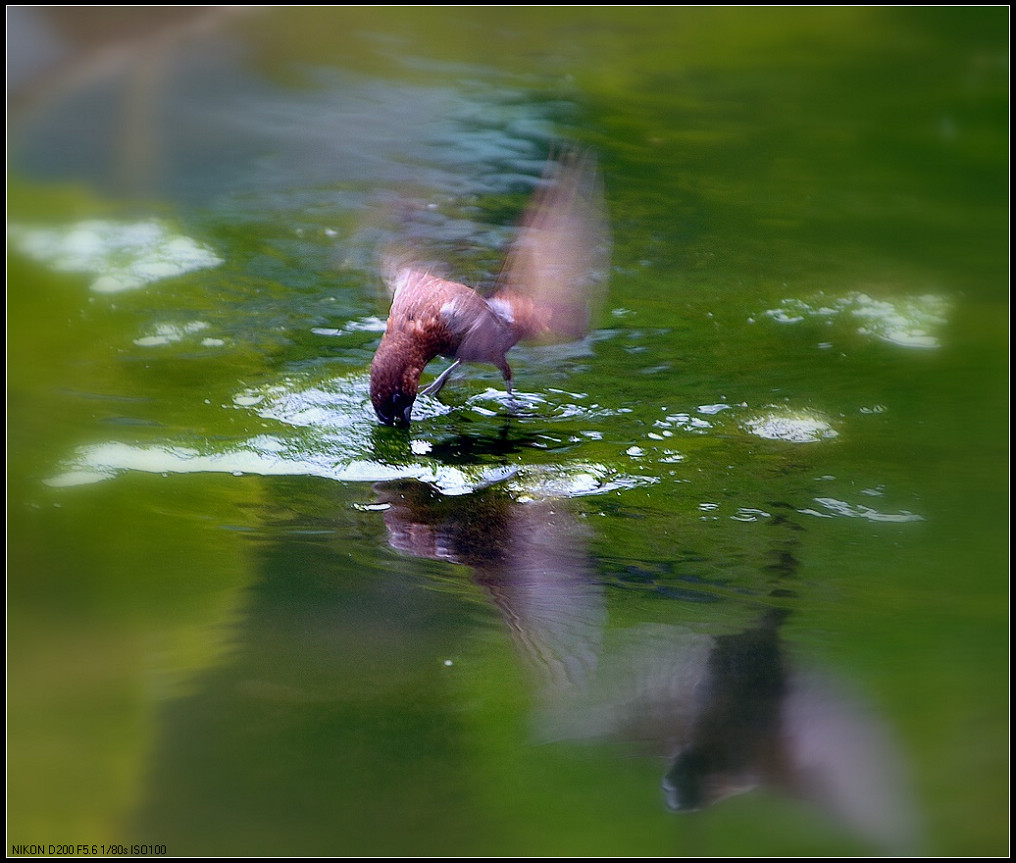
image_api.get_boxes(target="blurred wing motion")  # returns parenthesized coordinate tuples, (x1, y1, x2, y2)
(493, 148, 611, 344)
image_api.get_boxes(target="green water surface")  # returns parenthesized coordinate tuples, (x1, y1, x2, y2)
(7, 7, 1008, 856)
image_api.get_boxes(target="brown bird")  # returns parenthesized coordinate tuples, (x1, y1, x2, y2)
(369, 149, 610, 426)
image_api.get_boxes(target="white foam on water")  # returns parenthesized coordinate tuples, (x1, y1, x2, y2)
(764, 291, 950, 348)
(743, 409, 839, 443)
(8, 219, 222, 293)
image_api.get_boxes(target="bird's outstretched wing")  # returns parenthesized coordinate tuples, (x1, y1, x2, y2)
(494, 149, 611, 343)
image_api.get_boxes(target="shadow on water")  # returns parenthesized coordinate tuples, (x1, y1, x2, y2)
(369, 412, 547, 464)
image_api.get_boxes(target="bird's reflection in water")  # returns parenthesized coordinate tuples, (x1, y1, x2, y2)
(374, 478, 604, 697)
(374, 478, 918, 853)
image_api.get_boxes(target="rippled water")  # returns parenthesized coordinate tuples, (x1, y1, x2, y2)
(8, 7, 1008, 856)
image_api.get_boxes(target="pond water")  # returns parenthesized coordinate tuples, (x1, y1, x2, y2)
(7, 7, 1008, 856)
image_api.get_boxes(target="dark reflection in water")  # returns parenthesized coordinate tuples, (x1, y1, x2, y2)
(376, 478, 919, 853)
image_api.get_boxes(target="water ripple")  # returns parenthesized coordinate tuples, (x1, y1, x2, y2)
(799, 497, 924, 523)
(45, 372, 651, 499)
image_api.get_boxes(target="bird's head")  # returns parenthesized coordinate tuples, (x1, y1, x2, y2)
(369, 337, 421, 427)
(372, 385, 415, 428)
